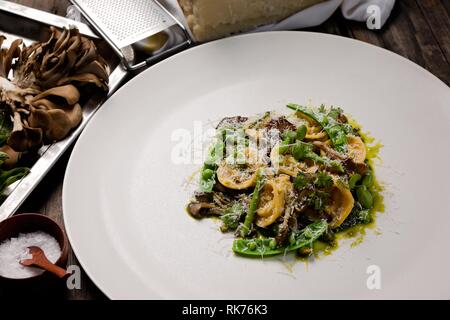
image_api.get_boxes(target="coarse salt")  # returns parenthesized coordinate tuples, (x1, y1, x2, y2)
(0, 231, 61, 279)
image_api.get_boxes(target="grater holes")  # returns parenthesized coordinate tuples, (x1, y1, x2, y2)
(76, 0, 174, 46)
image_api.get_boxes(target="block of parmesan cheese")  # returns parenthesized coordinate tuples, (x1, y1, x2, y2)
(178, 0, 326, 42)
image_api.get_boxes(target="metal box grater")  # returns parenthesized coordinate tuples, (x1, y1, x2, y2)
(71, 0, 191, 71)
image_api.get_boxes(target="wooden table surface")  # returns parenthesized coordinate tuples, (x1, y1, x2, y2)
(3, 0, 449, 300)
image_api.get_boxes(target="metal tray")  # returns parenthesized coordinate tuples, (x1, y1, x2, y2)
(0, 1, 128, 222)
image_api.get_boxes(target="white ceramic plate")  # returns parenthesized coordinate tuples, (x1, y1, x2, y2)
(63, 32, 450, 299)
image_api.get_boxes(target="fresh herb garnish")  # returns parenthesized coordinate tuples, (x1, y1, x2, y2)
(221, 203, 245, 231)
(315, 171, 333, 188)
(294, 172, 310, 190)
(287, 103, 349, 152)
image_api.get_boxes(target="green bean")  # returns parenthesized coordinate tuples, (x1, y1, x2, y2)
(240, 169, 265, 237)
(233, 220, 328, 257)
(233, 238, 280, 257)
(357, 185, 374, 209)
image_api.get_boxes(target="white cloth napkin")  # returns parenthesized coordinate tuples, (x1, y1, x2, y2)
(160, 0, 395, 37)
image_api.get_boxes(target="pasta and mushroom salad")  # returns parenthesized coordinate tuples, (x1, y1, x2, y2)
(187, 103, 383, 258)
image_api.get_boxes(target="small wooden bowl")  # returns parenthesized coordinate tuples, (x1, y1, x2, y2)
(0, 214, 69, 286)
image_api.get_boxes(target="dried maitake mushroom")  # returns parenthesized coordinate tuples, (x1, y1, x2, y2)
(0, 27, 109, 166)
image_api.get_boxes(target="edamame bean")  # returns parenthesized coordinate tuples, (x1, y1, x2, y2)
(362, 172, 374, 188)
(201, 169, 214, 180)
(283, 131, 297, 144)
(269, 239, 278, 250)
(296, 125, 307, 141)
(357, 185, 374, 209)
(348, 173, 362, 190)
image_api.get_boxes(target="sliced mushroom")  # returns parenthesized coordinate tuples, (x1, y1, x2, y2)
(52, 28, 71, 55)
(313, 141, 346, 161)
(31, 85, 80, 106)
(275, 205, 296, 246)
(39, 51, 68, 88)
(75, 60, 109, 81)
(0, 39, 22, 78)
(57, 73, 108, 91)
(343, 158, 369, 175)
(28, 103, 82, 141)
(8, 112, 43, 152)
(75, 38, 98, 68)
(188, 202, 216, 219)
(216, 116, 248, 130)
(66, 38, 81, 70)
(265, 116, 296, 133)
(314, 139, 368, 175)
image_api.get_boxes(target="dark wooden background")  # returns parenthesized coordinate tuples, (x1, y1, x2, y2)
(3, 0, 450, 300)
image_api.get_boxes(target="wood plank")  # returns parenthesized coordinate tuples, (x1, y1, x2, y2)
(443, 0, 450, 18)
(303, 10, 353, 37)
(416, 0, 450, 64)
(348, 0, 450, 85)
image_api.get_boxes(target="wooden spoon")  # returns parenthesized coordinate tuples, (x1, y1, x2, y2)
(20, 246, 68, 279)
